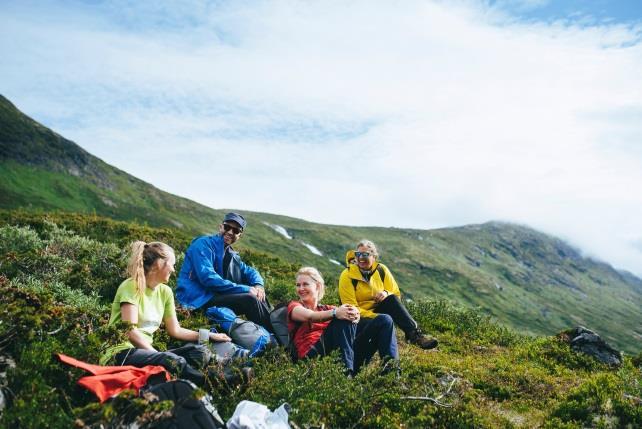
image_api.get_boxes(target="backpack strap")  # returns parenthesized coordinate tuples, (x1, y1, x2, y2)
(377, 265, 386, 283)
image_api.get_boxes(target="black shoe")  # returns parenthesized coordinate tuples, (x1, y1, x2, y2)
(380, 357, 401, 377)
(241, 366, 254, 384)
(407, 330, 438, 350)
(208, 367, 247, 388)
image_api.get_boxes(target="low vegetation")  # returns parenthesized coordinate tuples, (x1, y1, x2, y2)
(0, 211, 640, 428)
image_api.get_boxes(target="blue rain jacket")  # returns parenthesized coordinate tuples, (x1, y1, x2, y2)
(176, 234, 264, 309)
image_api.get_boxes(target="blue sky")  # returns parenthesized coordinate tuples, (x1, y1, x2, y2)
(494, 0, 642, 24)
(1, 0, 642, 275)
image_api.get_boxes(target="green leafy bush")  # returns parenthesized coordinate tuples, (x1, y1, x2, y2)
(0, 209, 194, 250)
(408, 299, 520, 347)
(549, 372, 642, 427)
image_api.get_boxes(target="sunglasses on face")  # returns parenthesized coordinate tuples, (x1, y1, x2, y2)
(222, 223, 243, 235)
(355, 251, 371, 258)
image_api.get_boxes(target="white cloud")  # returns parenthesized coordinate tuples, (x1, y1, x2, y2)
(2, 0, 642, 275)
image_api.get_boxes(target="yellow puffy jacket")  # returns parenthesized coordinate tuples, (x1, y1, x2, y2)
(338, 262, 401, 319)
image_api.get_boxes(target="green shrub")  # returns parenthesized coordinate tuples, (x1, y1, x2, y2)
(548, 373, 642, 427)
(238, 249, 299, 304)
(0, 224, 125, 301)
(514, 336, 604, 373)
(11, 276, 105, 313)
(408, 299, 520, 347)
(0, 209, 194, 250)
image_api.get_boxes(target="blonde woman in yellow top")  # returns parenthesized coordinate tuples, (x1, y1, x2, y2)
(339, 239, 438, 350)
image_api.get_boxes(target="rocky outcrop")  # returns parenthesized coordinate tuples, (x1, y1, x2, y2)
(560, 326, 622, 366)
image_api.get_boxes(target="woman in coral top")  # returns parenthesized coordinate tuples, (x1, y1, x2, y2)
(287, 266, 396, 375)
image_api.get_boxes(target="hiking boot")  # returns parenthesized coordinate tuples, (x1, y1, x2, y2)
(407, 330, 438, 350)
(207, 366, 249, 389)
(241, 366, 254, 384)
(380, 357, 401, 378)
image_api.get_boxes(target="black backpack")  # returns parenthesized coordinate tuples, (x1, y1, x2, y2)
(141, 379, 226, 429)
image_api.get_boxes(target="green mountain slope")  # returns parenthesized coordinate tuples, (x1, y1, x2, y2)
(1, 215, 641, 428)
(1, 94, 640, 354)
(0, 95, 226, 231)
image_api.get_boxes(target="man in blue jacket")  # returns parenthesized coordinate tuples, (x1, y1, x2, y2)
(177, 212, 272, 330)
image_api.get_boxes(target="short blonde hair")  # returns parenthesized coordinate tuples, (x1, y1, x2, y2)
(356, 239, 379, 259)
(296, 266, 326, 301)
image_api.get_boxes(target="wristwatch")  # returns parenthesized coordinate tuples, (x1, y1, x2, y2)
(331, 308, 337, 319)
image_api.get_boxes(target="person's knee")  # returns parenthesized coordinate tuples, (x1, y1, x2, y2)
(187, 344, 211, 368)
(236, 292, 261, 307)
(382, 294, 400, 305)
(374, 314, 394, 327)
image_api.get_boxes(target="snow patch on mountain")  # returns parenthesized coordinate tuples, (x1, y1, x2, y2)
(302, 242, 323, 256)
(263, 222, 292, 239)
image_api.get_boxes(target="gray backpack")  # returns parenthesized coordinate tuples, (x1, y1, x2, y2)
(269, 304, 291, 347)
(269, 303, 302, 361)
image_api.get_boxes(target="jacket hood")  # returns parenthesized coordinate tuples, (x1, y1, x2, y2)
(345, 250, 356, 267)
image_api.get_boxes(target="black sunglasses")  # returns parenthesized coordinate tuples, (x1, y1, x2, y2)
(222, 223, 243, 235)
(355, 251, 371, 258)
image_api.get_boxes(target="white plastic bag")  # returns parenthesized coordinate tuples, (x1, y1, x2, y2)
(226, 400, 290, 429)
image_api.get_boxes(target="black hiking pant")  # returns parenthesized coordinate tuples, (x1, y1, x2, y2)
(305, 319, 357, 373)
(354, 313, 398, 373)
(115, 343, 210, 387)
(374, 294, 419, 339)
(204, 292, 273, 333)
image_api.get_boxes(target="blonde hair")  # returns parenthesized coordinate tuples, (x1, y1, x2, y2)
(127, 241, 175, 295)
(356, 239, 379, 259)
(296, 266, 326, 301)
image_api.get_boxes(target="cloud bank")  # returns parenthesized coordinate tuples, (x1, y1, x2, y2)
(1, 0, 642, 274)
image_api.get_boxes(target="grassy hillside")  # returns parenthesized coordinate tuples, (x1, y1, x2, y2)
(239, 213, 642, 354)
(0, 95, 226, 232)
(1, 94, 641, 355)
(0, 213, 640, 428)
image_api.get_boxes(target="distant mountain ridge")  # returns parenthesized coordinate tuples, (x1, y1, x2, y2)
(1, 94, 640, 353)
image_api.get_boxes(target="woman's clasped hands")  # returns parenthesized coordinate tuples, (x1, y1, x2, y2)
(336, 304, 360, 323)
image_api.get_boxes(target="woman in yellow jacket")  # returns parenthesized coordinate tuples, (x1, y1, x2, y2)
(339, 239, 438, 354)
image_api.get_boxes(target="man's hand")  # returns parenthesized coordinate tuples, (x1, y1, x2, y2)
(373, 290, 390, 303)
(249, 285, 266, 301)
